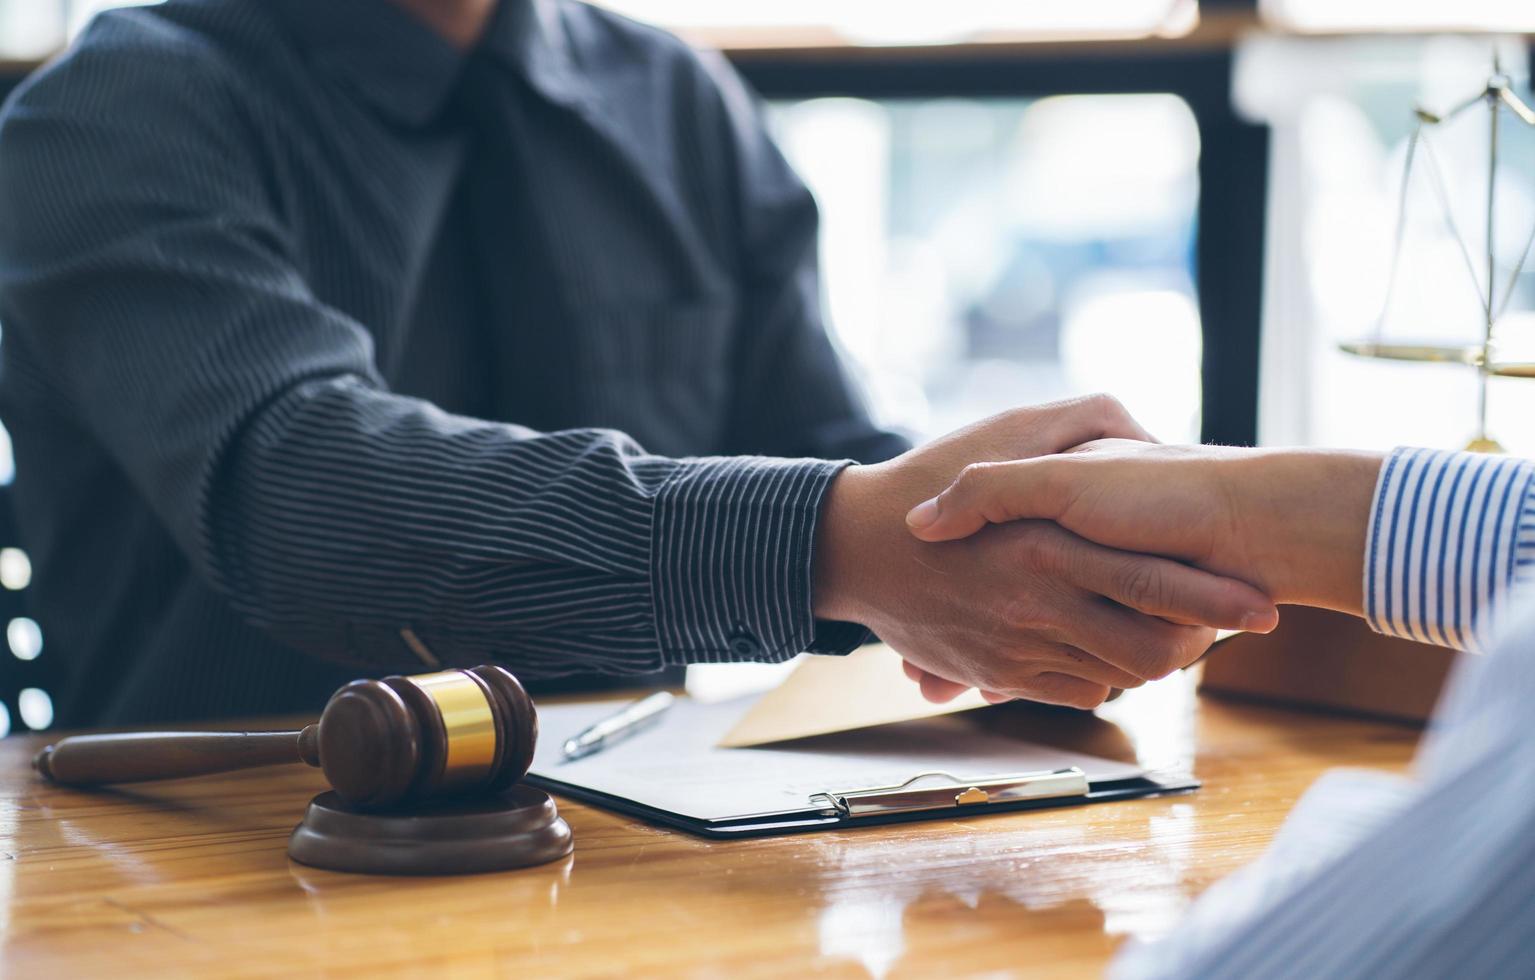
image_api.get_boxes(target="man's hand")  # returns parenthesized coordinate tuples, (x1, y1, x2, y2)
(812, 399, 1280, 709)
(905, 439, 1384, 614)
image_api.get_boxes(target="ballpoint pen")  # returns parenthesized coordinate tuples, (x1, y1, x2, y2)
(561, 690, 675, 761)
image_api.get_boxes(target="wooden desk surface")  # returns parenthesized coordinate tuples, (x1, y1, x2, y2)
(0, 673, 1419, 978)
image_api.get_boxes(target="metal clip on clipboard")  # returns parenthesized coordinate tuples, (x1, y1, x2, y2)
(809, 767, 1090, 819)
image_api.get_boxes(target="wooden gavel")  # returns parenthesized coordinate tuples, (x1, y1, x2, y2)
(33, 665, 537, 809)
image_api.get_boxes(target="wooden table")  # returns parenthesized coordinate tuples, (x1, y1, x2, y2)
(0, 673, 1420, 978)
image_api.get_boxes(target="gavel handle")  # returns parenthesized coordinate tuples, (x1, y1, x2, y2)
(34, 727, 320, 786)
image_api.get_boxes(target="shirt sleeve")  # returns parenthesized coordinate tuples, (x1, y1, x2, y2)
(0, 27, 862, 676)
(1111, 587, 1535, 980)
(1363, 446, 1535, 651)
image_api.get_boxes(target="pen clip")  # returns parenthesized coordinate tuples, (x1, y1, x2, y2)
(809, 767, 1089, 819)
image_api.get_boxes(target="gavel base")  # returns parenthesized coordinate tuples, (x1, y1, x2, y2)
(287, 785, 573, 875)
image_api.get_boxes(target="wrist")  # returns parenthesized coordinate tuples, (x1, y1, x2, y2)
(1230, 448, 1384, 612)
(811, 463, 884, 623)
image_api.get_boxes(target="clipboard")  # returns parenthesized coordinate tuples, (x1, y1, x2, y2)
(526, 696, 1197, 839)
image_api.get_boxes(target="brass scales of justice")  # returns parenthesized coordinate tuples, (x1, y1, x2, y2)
(1338, 54, 1535, 453)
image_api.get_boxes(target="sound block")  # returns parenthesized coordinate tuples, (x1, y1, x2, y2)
(288, 785, 573, 875)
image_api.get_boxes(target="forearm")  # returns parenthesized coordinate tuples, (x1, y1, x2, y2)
(213, 376, 863, 672)
(1225, 448, 1383, 613)
(1229, 446, 1535, 650)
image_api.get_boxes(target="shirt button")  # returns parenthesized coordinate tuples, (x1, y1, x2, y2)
(728, 632, 762, 658)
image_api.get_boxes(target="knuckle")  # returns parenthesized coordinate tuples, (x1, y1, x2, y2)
(1138, 639, 1186, 680)
(1087, 391, 1128, 421)
(1008, 678, 1059, 705)
(1067, 647, 1144, 689)
(1077, 686, 1112, 709)
(1114, 633, 1176, 681)
(975, 656, 1033, 696)
(1117, 561, 1166, 612)
(1002, 594, 1047, 631)
(1177, 625, 1219, 665)
(1000, 629, 1056, 668)
(1015, 521, 1070, 575)
(1027, 675, 1109, 710)
(1033, 610, 1073, 641)
(953, 461, 997, 494)
(1120, 652, 1162, 683)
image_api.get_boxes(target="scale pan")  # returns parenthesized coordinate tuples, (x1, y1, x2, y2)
(1337, 341, 1483, 366)
(1486, 360, 1535, 378)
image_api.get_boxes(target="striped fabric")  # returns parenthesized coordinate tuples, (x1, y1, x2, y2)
(1364, 447, 1535, 651)
(1113, 448, 1535, 979)
(0, 0, 903, 726)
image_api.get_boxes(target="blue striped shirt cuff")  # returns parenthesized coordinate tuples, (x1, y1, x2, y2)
(651, 456, 861, 665)
(1364, 447, 1535, 651)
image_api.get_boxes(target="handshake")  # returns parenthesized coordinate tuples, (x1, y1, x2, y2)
(812, 395, 1380, 708)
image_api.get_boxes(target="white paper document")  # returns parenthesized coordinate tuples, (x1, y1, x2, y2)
(530, 695, 1147, 822)
(715, 644, 990, 748)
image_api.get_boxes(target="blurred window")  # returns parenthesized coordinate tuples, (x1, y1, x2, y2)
(771, 95, 1204, 443)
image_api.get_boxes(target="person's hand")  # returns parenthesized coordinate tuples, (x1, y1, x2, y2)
(899, 657, 1017, 704)
(904, 439, 1384, 614)
(812, 398, 1280, 709)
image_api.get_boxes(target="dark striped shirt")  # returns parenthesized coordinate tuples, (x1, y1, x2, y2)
(0, 0, 904, 726)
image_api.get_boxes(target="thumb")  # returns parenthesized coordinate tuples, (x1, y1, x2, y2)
(905, 459, 1068, 541)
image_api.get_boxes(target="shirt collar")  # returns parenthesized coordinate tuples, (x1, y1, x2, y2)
(267, 0, 584, 128)
(480, 0, 586, 109)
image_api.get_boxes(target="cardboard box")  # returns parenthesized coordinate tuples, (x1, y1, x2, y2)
(1198, 606, 1457, 724)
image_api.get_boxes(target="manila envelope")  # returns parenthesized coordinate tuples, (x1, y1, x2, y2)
(716, 643, 990, 748)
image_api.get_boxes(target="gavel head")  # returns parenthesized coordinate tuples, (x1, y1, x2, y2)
(301, 665, 537, 810)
